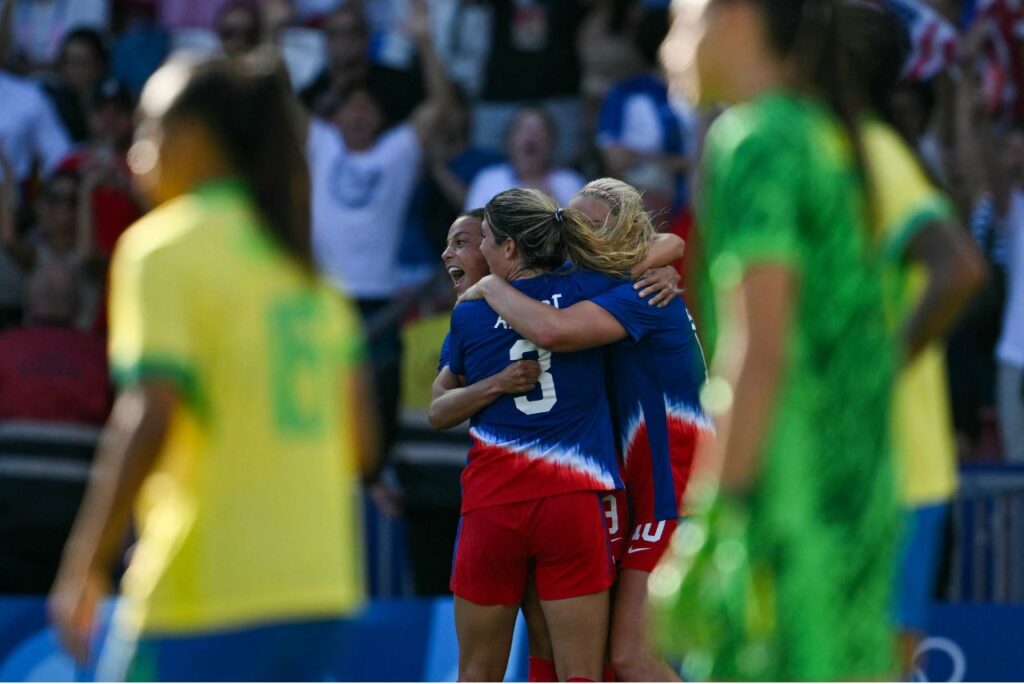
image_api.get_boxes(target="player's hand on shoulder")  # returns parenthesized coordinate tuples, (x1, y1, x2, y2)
(634, 266, 680, 308)
(457, 274, 494, 304)
(496, 360, 541, 394)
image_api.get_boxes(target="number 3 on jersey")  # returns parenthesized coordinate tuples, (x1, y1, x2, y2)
(509, 339, 556, 415)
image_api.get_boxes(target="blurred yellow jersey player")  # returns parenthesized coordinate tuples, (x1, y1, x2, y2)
(847, 5, 985, 670)
(49, 52, 378, 682)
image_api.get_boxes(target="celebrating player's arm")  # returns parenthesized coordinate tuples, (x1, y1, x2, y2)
(429, 361, 539, 430)
(461, 275, 630, 353)
(406, 0, 454, 144)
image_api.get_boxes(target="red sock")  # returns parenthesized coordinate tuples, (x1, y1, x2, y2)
(602, 663, 617, 682)
(528, 657, 558, 682)
(566, 678, 595, 682)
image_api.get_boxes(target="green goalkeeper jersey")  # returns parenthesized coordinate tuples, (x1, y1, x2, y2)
(653, 92, 900, 681)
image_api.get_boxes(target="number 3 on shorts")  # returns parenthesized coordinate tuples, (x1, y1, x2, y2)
(509, 339, 557, 415)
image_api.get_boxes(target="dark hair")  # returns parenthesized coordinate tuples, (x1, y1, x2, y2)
(606, 0, 633, 35)
(325, 4, 370, 37)
(635, 8, 669, 67)
(45, 168, 80, 193)
(333, 81, 378, 111)
(485, 188, 640, 276)
(506, 106, 558, 145)
(59, 27, 108, 67)
(833, 1, 909, 123)
(460, 208, 486, 221)
(726, 0, 867, 190)
(216, 0, 263, 45)
(159, 51, 312, 267)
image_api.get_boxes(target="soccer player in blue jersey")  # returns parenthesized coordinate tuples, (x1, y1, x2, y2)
(431, 201, 683, 682)
(447, 187, 669, 682)
(461, 178, 711, 681)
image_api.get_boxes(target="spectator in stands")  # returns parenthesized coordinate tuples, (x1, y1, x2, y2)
(109, 0, 169, 97)
(990, 128, 1024, 461)
(889, 80, 948, 187)
(0, 62, 72, 187)
(0, 261, 110, 424)
(464, 106, 585, 210)
(58, 78, 142, 261)
(300, 3, 424, 124)
(472, 0, 587, 165)
(577, 0, 645, 112)
(10, 0, 108, 67)
(308, 0, 450, 501)
(0, 141, 22, 328)
(41, 28, 109, 144)
(408, 86, 502, 260)
(950, 64, 1024, 460)
(215, 0, 262, 58)
(158, 0, 223, 31)
(1, 169, 103, 329)
(55, 78, 143, 334)
(596, 7, 693, 213)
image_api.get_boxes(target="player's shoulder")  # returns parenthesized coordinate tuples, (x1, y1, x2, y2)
(113, 194, 207, 271)
(708, 93, 813, 156)
(862, 119, 931, 186)
(451, 299, 495, 327)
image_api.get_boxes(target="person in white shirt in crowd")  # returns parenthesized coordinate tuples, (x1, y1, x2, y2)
(464, 106, 585, 210)
(596, 7, 693, 214)
(307, 0, 450, 503)
(0, 0, 72, 327)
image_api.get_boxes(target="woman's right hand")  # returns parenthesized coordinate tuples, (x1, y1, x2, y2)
(494, 360, 542, 395)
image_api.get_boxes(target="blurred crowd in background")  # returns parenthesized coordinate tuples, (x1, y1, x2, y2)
(0, 0, 1023, 597)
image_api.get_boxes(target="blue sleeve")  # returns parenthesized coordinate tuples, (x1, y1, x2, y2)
(446, 308, 469, 377)
(596, 85, 626, 147)
(437, 332, 451, 372)
(590, 281, 664, 342)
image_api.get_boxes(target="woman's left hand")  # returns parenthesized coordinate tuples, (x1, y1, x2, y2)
(458, 275, 493, 304)
(633, 266, 680, 307)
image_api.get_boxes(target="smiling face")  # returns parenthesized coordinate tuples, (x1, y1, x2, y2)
(508, 109, 555, 177)
(442, 215, 490, 295)
(333, 89, 382, 152)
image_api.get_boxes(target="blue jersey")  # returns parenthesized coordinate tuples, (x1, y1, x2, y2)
(447, 270, 623, 513)
(438, 332, 451, 372)
(591, 282, 711, 521)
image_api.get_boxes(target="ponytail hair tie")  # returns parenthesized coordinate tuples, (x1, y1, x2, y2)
(554, 208, 564, 224)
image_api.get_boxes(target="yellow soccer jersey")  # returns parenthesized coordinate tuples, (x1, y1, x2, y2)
(108, 179, 365, 634)
(863, 121, 958, 506)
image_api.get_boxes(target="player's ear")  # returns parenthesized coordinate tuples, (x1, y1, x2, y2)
(502, 236, 517, 261)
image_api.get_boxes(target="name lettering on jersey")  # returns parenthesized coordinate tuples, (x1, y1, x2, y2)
(494, 294, 562, 330)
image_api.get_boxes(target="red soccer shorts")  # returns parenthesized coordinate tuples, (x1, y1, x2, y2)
(451, 491, 616, 606)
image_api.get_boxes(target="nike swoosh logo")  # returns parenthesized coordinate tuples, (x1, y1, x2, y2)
(627, 547, 651, 554)
(609, 537, 623, 542)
